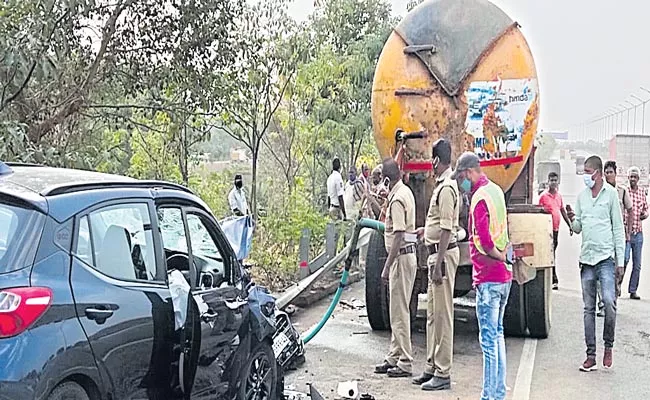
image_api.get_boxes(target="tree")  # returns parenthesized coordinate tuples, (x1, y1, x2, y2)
(0, 0, 243, 165)
(215, 0, 303, 219)
(286, 0, 395, 204)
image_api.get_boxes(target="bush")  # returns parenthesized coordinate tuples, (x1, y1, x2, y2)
(248, 179, 327, 290)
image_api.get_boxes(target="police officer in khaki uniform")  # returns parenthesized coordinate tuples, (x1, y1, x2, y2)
(374, 158, 418, 378)
(412, 139, 460, 391)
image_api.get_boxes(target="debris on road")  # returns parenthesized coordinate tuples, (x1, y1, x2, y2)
(340, 298, 366, 310)
(337, 381, 360, 399)
(283, 384, 326, 400)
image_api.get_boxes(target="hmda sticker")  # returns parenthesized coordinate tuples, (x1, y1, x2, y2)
(463, 78, 539, 166)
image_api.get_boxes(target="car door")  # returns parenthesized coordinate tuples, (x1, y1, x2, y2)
(71, 200, 176, 400)
(156, 205, 248, 399)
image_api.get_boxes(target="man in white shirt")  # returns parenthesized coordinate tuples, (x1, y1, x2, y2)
(327, 158, 347, 221)
(228, 174, 249, 216)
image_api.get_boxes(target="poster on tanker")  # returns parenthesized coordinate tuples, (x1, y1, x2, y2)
(464, 78, 538, 165)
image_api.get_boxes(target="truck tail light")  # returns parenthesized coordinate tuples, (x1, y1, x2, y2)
(0, 287, 52, 338)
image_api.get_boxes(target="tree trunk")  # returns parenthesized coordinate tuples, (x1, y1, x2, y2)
(251, 139, 259, 221)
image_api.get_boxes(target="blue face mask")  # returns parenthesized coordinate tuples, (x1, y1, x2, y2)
(583, 172, 596, 189)
(460, 178, 472, 192)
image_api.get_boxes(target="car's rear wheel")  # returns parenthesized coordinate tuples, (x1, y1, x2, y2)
(48, 381, 90, 400)
(238, 341, 278, 400)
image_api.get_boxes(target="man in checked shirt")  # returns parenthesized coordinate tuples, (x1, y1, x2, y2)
(624, 166, 648, 300)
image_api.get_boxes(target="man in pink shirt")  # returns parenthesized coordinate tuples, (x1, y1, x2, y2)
(452, 152, 511, 400)
(538, 172, 573, 290)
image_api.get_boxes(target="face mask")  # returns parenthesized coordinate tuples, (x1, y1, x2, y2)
(235, 181, 243, 189)
(583, 173, 595, 189)
(460, 178, 472, 193)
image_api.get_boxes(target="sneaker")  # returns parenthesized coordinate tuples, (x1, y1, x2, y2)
(603, 348, 613, 369)
(552, 283, 559, 290)
(579, 356, 598, 372)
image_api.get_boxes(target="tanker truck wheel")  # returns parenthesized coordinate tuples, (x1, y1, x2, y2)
(365, 230, 390, 330)
(524, 268, 552, 339)
(503, 282, 527, 337)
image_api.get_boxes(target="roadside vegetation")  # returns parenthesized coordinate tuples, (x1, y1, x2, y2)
(0, 0, 427, 289)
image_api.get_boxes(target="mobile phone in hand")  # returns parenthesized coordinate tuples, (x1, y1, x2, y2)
(506, 245, 514, 264)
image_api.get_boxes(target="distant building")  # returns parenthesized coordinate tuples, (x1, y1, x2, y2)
(540, 130, 569, 141)
(230, 148, 249, 162)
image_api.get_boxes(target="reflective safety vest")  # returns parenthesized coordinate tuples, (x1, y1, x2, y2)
(470, 180, 509, 255)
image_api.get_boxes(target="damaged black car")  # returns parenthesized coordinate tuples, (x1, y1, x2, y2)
(0, 163, 291, 400)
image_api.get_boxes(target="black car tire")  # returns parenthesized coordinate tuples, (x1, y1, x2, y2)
(48, 382, 90, 400)
(238, 341, 278, 400)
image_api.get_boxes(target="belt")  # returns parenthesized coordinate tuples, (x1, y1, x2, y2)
(427, 242, 458, 254)
(330, 204, 340, 208)
(398, 244, 417, 255)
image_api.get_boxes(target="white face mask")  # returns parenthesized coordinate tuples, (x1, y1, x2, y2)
(583, 172, 596, 189)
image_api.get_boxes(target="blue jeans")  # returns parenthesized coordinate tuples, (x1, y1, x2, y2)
(580, 258, 617, 357)
(625, 232, 643, 294)
(476, 282, 511, 400)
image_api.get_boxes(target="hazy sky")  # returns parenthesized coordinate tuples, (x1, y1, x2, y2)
(288, 0, 650, 133)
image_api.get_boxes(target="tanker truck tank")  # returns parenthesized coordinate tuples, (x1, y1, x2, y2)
(364, 0, 553, 339)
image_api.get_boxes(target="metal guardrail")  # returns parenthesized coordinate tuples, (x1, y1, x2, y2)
(276, 225, 373, 310)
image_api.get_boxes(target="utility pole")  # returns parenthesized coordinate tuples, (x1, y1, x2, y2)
(639, 86, 650, 133)
(625, 100, 635, 132)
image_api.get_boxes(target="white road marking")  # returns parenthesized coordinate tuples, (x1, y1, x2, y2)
(512, 338, 538, 400)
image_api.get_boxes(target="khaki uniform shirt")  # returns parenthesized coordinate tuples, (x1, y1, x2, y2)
(424, 168, 460, 245)
(384, 180, 416, 253)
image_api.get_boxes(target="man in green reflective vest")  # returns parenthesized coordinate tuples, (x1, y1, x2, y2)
(452, 152, 512, 400)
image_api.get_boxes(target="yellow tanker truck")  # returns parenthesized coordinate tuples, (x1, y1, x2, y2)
(365, 0, 555, 338)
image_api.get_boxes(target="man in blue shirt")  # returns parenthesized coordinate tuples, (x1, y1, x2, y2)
(567, 155, 625, 372)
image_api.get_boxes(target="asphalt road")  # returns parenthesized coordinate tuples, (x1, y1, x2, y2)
(285, 157, 650, 400)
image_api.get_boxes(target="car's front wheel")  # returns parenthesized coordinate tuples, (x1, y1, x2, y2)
(238, 341, 278, 400)
(48, 381, 90, 400)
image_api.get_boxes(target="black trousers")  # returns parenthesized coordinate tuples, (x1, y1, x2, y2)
(552, 231, 559, 284)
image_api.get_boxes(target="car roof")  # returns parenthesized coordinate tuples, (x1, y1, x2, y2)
(0, 163, 205, 222)
(3, 164, 138, 194)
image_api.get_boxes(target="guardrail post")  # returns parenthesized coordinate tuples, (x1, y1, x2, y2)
(299, 228, 311, 279)
(325, 223, 337, 260)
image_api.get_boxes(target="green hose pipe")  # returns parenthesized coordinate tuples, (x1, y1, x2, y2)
(358, 217, 385, 233)
(301, 217, 385, 344)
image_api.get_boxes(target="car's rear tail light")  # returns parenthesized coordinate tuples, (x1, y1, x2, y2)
(0, 287, 52, 338)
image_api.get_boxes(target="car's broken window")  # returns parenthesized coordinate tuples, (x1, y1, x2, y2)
(186, 213, 227, 289)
